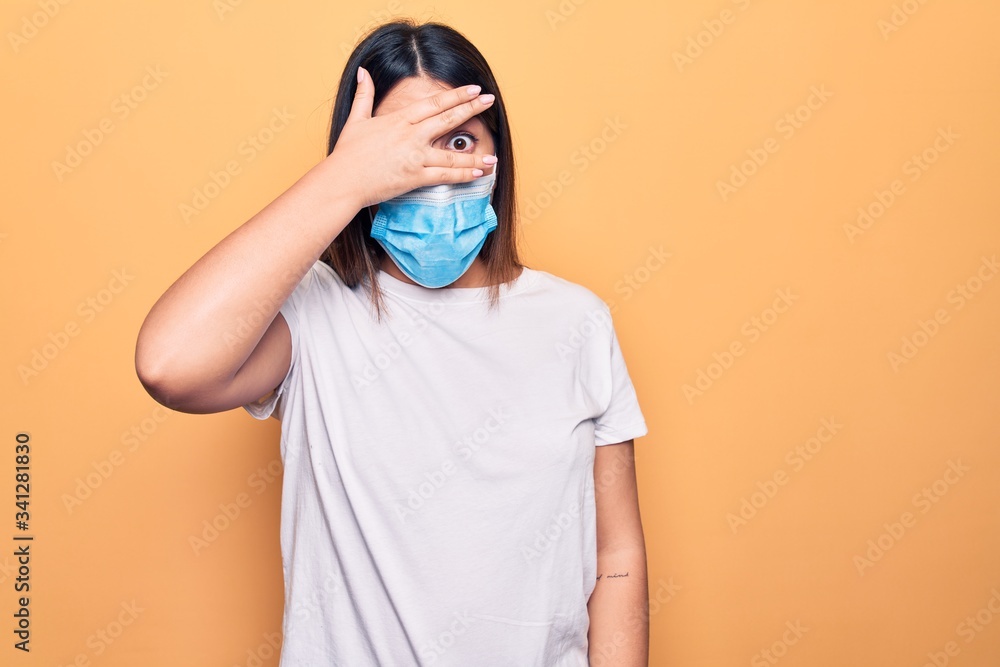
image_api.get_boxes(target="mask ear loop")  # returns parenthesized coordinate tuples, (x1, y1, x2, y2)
(366, 205, 382, 257)
(489, 157, 498, 205)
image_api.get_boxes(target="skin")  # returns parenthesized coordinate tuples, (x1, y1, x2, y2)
(383, 80, 649, 666)
(371, 75, 502, 289)
(589, 440, 650, 666)
(134, 64, 647, 665)
(135, 67, 496, 413)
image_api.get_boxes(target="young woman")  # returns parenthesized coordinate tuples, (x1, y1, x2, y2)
(136, 19, 650, 667)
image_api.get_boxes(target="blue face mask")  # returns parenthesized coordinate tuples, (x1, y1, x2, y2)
(369, 167, 498, 289)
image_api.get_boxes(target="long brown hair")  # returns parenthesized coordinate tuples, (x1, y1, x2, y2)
(322, 19, 522, 321)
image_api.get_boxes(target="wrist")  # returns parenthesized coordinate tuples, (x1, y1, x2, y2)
(303, 154, 366, 230)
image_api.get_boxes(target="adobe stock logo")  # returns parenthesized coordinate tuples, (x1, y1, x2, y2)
(545, 0, 589, 30)
(234, 632, 283, 667)
(51, 66, 168, 182)
(179, 107, 295, 223)
(521, 116, 627, 226)
(337, 1, 404, 54)
(7, 0, 73, 54)
(877, 0, 932, 40)
(53, 600, 144, 666)
(417, 611, 477, 665)
(213, 0, 250, 20)
(887, 254, 997, 372)
(853, 459, 971, 576)
(17, 268, 135, 385)
(554, 307, 612, 362)
(920, 587, 1000, 667)
(843, 127, 959, 243)
(672, 0, 756, 72)
(393, 407, 511, 524)
(188, 460, 282, 556)
(606, 245, 672, 313)
(62, 405, 170, 514)
(727, 417, 842, 534)
(350, 287, 465, 390)
(750, 620, 809, 667)
(682, 288, 799, 403)
(716, 86, 833, 202)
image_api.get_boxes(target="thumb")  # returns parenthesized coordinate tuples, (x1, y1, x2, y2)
(347, 66, 375, 123)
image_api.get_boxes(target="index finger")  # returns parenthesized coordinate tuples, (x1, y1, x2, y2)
(419, 92, 496, 142)
(400, 84, 488, 125)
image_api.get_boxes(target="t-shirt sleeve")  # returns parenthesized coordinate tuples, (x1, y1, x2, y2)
(594, 320, 649, 446)
(241, 266, 310, 421)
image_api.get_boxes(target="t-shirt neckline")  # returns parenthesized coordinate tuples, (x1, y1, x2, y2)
(375, 266, 536, 304)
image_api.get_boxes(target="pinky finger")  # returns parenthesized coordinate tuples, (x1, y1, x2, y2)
(423, 167, 485, 185)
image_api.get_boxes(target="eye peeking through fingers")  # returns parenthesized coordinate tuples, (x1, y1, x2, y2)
(444, 131, 478, 152)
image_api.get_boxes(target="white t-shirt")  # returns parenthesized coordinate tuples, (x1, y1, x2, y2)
(243, 260, 648, 666)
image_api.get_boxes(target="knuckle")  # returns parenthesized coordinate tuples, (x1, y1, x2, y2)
(438, 109, 457, 127)
(428, 94, 446, 112)
(405, 147, 424, 167)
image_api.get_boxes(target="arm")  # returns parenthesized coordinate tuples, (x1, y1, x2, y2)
(134, 69, 497, 413)
(587, 440, 649, 667)
(134, 157, 355, 414)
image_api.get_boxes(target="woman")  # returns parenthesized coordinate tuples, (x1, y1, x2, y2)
(135, 19, 649, 667)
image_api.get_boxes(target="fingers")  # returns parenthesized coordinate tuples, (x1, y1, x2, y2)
(422, 148, 497, 171)
(423, 94, 496, 139)
(347, 66, 375, 123)
(402, 84, 494, 127)
(424, 93, 495, 138)
(393, 149, 495, 189)
(420, 166, 492, 185)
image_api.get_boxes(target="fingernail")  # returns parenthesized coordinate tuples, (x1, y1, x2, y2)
(357, 67, 364, 84)
(482, 155, 498, 165)
(467, 85, 482, 96)
(472, 168, 484, 177)
(479, 94, 495, 105)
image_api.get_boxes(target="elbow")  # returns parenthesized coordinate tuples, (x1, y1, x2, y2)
(134, 333, 235, 415)
(134, 345, 185, 411)
(134, 331, 203, 412)
(135, 317, 171, 400)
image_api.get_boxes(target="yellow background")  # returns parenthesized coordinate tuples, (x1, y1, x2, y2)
(3, 0, 999, 665)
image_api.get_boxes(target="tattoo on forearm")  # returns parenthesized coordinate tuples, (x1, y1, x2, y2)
(595, 572, 629, 581)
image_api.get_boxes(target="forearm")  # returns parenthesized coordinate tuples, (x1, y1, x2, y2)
(136, 155, 357, 389)
(587, 546, 649, 667)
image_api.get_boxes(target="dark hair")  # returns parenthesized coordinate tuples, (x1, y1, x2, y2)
(321, 19, 522, 321)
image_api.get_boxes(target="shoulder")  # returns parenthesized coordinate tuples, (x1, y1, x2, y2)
(287, 260, 351, 298)
(525, 269, 617, 365)
(523, 267, 611, 317)
(276, 260, 363, 320)
(303, 259, 340, 287)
